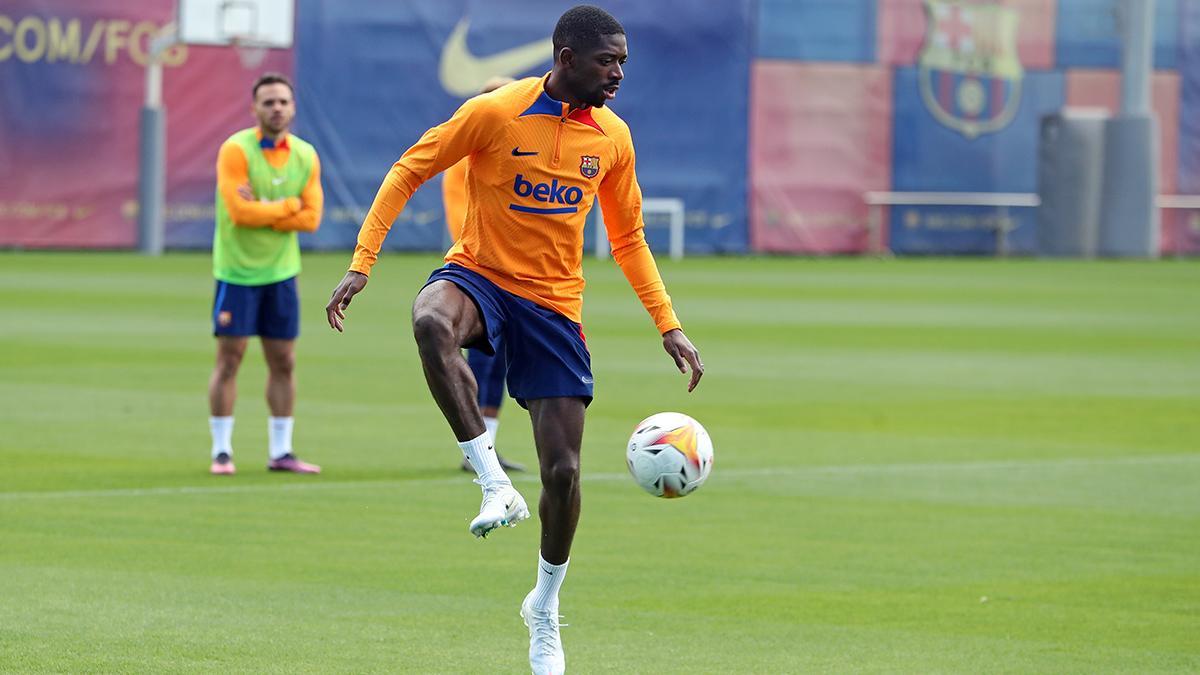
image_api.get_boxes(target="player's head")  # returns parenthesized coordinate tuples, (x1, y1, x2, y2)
(552, 5, 626, 108)
(251, 72, 295, 136)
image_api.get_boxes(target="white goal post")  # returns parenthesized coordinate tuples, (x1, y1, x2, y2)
(594, 197, 686, 261)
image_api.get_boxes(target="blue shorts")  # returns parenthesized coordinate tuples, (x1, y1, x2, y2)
(212, 277, 299, 339)
(424, 264, 592, 409)
(468, 346, 507, 410)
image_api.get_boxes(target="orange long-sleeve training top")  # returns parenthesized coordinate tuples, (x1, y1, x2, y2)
(351, 75, 680, 335)
(216, 130, 323, 232)
(442, 156, 469, 242)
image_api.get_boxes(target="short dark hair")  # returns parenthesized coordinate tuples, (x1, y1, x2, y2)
(552, 5, 625, 56)
(252, 72, 294, 99)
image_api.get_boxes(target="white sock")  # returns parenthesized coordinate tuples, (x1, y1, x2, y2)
(483, 416, 500, 445)
(210, 416, 233, 459)
(268, 416, 293, 460)
(459, 432, 508, 486)
(530, 554, 569, 610)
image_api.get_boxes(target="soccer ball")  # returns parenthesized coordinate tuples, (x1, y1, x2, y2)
(625, 412, 714, 498)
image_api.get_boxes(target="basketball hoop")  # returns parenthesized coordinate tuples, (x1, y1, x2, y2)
(230, 35, 270, 69)
(177, 0, 292, 69)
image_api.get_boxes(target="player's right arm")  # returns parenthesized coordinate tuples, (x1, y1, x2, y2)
(327, 96, 503, 331)
(348, 96, 503, 276)
(216, 141, 301, 226)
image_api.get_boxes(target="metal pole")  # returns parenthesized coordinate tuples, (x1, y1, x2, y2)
(1118, 0, 1153, 116)
(137, 27, 177, 255)
(1097, 0, 1159, 257)
(138, 102, 166, 256)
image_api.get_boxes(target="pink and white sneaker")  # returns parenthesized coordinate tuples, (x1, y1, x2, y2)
(267, 454, 321, 474)
(210, 452, 236, 475)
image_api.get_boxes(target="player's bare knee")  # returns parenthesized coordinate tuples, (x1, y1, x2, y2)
(541, 455, 580, 494)
(267, 353, 295, 378)
(214, 354, 242, 381)
(412, 310, 455, 355)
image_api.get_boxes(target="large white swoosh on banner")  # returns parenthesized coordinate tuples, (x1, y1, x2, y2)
(439, 18, 553, 97)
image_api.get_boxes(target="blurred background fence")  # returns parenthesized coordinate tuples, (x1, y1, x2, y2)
(2, 0, 1199, 256)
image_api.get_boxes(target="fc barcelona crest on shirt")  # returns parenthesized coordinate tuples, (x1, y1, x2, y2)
(579, 155, 600, 179)
(918, 0, 1024, 139)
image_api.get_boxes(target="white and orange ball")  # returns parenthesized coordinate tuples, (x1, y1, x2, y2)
(626, 412, 714, 498)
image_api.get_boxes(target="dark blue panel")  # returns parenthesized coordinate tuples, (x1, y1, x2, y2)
(756, 0, 876, 62)
(1055, 0, 1179, 70)
(890, 67, 1065, 254)
(887, 204, 1038, 256)
(1179, 0, 1200, 192)
(520, 91, 563, 117)
(295, 0, 752, 253)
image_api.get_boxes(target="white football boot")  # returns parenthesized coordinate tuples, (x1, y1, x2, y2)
(468, 480, 530, 537)
(521, 590, 566, 675)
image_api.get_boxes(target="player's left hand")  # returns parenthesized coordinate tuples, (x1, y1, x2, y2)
(662, 328, 704, 392)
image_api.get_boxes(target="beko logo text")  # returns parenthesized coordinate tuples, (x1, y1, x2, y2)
(513, 174, 583, 205)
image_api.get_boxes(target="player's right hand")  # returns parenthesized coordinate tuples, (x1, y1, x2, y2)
(326, 271, 369, 332)
(662, 328, 704, 392)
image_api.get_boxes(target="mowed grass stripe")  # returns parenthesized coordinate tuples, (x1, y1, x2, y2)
(1, 453, 1196, 499)
(1, 252, 1197, 673)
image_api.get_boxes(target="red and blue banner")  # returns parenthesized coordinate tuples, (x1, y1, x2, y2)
(3, 0, 1200, 255)
(752, 0, 1198, 256)
(291, 0, 753, 254)
(749, 62, 893, 253)
(0, 0, 291, 249)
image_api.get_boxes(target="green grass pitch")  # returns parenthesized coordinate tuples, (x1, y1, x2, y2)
(1, 252, 1197, 673)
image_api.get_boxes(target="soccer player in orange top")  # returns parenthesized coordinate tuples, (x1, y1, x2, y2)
(326, 7, 703, 673)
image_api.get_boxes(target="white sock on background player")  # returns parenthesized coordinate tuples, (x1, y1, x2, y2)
(210, 416, 233, 459)
(483, 416, 500, 445)
(268, 416, 294, 460)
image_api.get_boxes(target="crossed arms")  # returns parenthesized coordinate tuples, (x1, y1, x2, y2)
(216, 142, 324, 233)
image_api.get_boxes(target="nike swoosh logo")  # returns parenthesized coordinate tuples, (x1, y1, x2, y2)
(271, 177, 285, 186)
(512, 147, 538, 156)
(439, 18, 553, 97)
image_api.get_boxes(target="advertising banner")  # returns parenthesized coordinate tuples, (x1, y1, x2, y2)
(0, 0, 292, 248)
(294, 0, 753, 254)
(749, 62, 892, 254)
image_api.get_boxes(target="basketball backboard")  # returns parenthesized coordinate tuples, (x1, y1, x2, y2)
(177, 0, 294, 48)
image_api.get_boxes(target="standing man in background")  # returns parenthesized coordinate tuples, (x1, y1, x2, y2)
(442, 75, 525, 475)
(209, 72, 324, 476)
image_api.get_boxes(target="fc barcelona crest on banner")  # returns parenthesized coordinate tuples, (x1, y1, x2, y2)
(918, 0, 1024, 139)
(580, 155, 600, 179)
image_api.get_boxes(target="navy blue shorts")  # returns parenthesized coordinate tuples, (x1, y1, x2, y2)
(424, 264, 592, 409)
(468, 346, 507, 410)
(212, 277, 299, 340)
